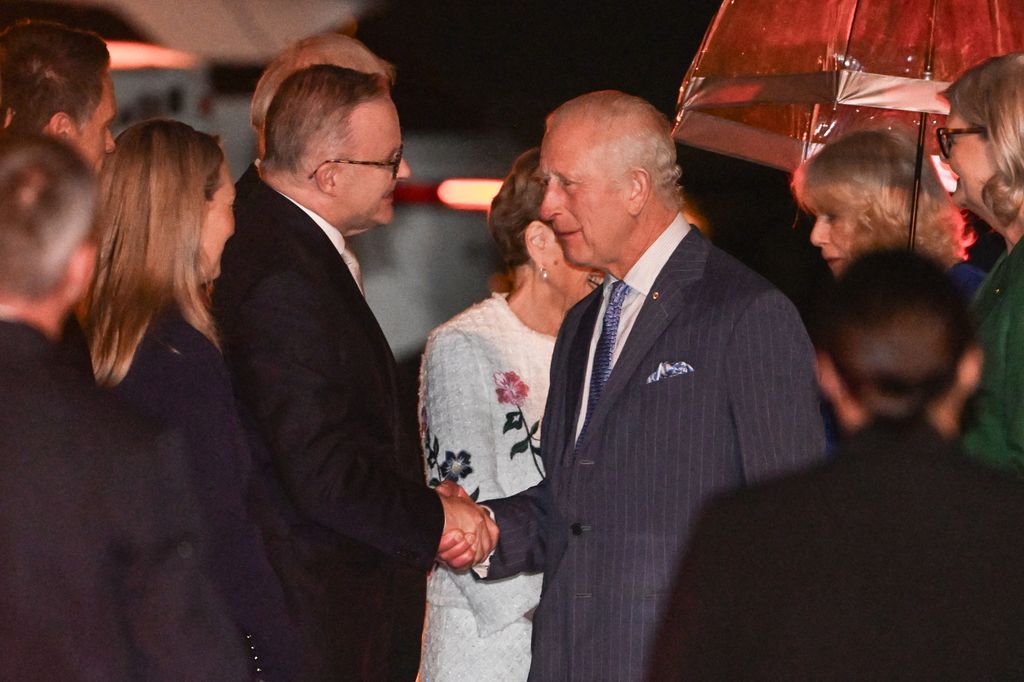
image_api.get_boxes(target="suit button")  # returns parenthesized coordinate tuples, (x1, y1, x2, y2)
(571, 523, 590, 536)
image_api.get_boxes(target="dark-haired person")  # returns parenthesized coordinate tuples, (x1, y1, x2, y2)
(213, 64, 496, 680)
(649, 250, 1024, 680)
(418, 148, 595, 681)
(0, 20, 116, 170)
(941, 53, 1024, 476)
(0, 19, 117, 374)
(0, 133, 246, 680)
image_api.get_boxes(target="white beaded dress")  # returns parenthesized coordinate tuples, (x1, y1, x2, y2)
(418, 293, 553, 681)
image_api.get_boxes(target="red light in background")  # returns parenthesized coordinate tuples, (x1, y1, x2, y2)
(437, 179, 503, 211)
(107, 41, 198, 70)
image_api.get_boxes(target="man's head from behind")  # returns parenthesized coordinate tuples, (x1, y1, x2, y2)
(815, 250, 980, 436)
(538, 90, 682, 278)
(0, 20, 115, 170)
(0, 134, 97, 338)
(262, 64, 408, 234)
(250, 33, 394, 157)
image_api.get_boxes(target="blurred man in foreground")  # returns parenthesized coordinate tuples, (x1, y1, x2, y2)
(650, 250, 1024, 680)
(0, 134, 246, 680)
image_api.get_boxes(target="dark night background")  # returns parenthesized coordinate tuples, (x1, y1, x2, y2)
(357, 0, 831, 318)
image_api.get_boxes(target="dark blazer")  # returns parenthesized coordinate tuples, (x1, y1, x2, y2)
(0, 320, 247, 681)
(114, 309, 300, 681)
(486, 229, 824, 680)
(214, 176, 443, 680)
(650, 420, 1024, 680)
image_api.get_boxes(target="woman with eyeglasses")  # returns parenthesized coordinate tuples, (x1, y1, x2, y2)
(84, 120, 299, 680)
(418, 147, 596, 681)
(792, 127, 982, 298)
(941, 53, 1024, 476)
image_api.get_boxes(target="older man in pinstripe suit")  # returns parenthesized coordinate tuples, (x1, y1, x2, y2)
(481, 91, 825, 680)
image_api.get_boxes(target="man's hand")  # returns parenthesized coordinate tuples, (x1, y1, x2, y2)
(435, 481, 498, 571)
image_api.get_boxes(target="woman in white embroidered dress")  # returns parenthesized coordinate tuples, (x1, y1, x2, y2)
(418, 148, 595, 680)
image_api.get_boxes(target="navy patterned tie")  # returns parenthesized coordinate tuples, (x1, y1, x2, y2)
(577, 279, 630, 447)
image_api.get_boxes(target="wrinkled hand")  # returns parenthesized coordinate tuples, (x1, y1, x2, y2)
(435, 481, 498, 570)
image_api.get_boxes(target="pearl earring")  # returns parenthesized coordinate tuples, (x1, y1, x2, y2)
(540, 267, 549, 281)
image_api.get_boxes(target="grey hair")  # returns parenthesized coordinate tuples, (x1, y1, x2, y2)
(547, 90, 683, 207)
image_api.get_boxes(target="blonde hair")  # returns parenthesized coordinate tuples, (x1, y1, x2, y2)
(943, 52, 1024, 227)
(250, 33, 394, 142)
(547, 90, 683, 208)
(792, 127, 970, 267)
(85, 119, 223, 385)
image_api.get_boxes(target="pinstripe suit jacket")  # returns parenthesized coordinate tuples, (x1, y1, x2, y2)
(485, 228, 824, 681)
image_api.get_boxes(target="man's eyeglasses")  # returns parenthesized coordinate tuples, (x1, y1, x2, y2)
(936, 127, 986, 160)
(308, 145, 403, 180)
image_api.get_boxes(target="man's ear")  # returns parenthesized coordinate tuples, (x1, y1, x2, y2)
(523, 220, 555, 265)
(953, 344, 983, 400)
(625, 167, 652, 216)
(42, 111, 78, 141)
(59, 242, 97, 308)
(816, 351, 869, 433)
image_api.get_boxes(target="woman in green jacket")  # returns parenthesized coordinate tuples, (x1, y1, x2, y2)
(941, 53, 1024, 476)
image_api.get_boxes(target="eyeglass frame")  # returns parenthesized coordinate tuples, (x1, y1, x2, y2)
(936, 126, 986, 160)
(308, 144, 404, 180)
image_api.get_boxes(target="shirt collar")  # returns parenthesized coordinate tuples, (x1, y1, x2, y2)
(274, 189, 347, 258)
(608, 213, 690, 296)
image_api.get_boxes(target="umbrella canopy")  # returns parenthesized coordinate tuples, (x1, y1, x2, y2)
(674, 0, 1024, 171)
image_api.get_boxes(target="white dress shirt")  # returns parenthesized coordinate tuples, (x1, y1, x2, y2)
(276, 190, 364, 295)
(574, 213, 690, 440)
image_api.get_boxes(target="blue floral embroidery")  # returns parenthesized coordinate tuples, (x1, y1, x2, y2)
(422, 426, 480, 500)
(439, 450, 474, 481)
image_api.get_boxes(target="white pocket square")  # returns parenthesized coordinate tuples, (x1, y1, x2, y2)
(646, 360, 695, 384)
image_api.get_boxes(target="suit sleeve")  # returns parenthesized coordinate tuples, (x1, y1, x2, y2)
(231, 270, 444, 571)
(420, 327, 543, 636)
(726, 289, 824, 483)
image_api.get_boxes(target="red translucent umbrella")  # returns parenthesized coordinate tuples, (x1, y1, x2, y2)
(674, 0, 1024, 172)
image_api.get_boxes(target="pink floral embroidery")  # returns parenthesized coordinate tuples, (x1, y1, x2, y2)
(494, 371, 529, 407)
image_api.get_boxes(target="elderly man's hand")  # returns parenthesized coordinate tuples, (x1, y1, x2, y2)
(435, 481, 498, 570)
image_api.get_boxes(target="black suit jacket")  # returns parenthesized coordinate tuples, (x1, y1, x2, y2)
(487, 229, 825, 680)
(650, 420, 1024, 680)
(214, 177, 443, 680)
(0, 320, 247, 681)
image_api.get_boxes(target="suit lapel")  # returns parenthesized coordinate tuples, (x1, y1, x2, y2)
(552, 290, 602, 468)
(575, 229, 709, 454)
(254, 180, 400, 405)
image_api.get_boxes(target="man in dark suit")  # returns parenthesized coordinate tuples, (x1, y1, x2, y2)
(481, 91, 824, 680)
(0, 134, 247, 680)
(650, 251, 1024, 680)
(214, 65, 495, 680)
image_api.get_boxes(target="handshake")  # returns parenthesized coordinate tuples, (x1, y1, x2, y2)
(434, 481, 499, 571)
